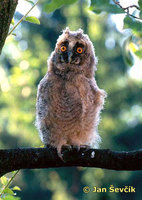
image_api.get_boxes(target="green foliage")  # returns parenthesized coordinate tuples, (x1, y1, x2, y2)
(89, 0, 142, 62)
(11, 19, 15, 26)
(90, 0, 124, 14)
(139, 0, 142, 10)
(123, 16, 142, 59)
(1, 0, 142, 199)
(135, 49, 142, 58)
(9, 0, 40, 36)
(43, 0, 78, 13)
(0, 171, 21, 200)
(25, 16, 40, 24)
(1, 196, 20, 200)
(122, 36, 135, 66)
(124, 16, 142, 36)
(140, 10, 142, 18)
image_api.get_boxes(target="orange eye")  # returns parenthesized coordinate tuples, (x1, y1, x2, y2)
(61, 46, 67, 52)
(77, 47, 83, 54)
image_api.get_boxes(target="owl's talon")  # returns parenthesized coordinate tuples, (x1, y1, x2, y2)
(57, 145, 72, 162)
(62, 144, 72, 151)
(57, 151, 65, 162)
(80, 145, 90, 148)
(72, 145, 81, 152)
(80, 145, 91, 151)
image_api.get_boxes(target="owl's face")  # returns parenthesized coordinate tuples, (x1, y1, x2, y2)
(57, 38, 86, 65)
(49, 28, 97, 78)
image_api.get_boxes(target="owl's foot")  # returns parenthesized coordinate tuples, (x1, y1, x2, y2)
(57, 144, 72, 162)
(62, 144, 72, 151)
(57, 151, 64, 162)
(72, 145, 91, 152)
(80, 145, 91, 149)
(80, 145, 91, 152)
(71, 145, 81, 151)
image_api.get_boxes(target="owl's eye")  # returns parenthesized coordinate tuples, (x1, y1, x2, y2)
(61, 46, 67, 52)
(76, 47, 83, 54)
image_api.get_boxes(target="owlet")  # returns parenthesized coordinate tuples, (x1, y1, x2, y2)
(35, 28, 106, 157)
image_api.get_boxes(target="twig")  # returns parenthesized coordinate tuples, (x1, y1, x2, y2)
(8, 0, 39, 35)
(0, 170, 19, 198)
(123, 5, 140, 11)
(113, 0, 142, 21)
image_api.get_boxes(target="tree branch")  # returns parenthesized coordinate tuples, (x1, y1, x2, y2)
(0, 147, 142, 177)
(113, 0, 142, 21)
(0, 0, 18, 55)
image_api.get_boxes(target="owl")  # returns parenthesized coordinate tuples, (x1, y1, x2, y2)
(35, 27, 106, 158)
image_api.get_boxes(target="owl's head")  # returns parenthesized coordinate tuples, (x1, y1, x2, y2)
(48, 27, 97, 78)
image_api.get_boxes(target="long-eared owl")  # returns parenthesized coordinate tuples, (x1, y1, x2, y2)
(35, 27, 106, 157)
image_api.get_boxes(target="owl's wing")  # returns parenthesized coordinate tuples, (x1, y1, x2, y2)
(36, 75, 50, 118)
(35, 74, 51, 145)
(89, 78, 107, 105)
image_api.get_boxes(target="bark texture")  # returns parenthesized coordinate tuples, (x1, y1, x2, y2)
(0, 147, 142, 177)
(0, 0, 18, 54)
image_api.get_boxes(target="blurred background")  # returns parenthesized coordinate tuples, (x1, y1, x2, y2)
(0, 0, 142, 199)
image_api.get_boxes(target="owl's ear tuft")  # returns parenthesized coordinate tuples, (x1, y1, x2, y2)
(77, 28, 84, 38)
(78, 28, 84, 34)
(63, 27, 70, 35)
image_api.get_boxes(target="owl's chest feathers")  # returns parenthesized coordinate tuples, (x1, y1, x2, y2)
(49, 74, 95, 121)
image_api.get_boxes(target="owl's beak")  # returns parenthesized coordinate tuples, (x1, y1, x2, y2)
(67, 52, 73, 63)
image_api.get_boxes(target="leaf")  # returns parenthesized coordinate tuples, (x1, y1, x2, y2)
(24, 0, 34, 5)
(90, 0, 125, 14)
(11, 18, 15, 25)
(0, 176, 8, 186)
(139, 0, 142, 10)
(3, 195, 20, 200)
(135, 49, 142, 58)
(91, 0, 109, 6)
(122, 36, 135, 66)
(12, 33, 16, 36)
(43, 0, 78, 14)
(12, 186, 21, 191)
(3, 188, 14, 195)
(140, 11, 142, 18)
(25, 16, 40, 24)
(124, 16, 142, 36)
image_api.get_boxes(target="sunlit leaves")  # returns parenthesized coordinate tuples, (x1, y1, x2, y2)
(122, 34, 142, 65)
(3, 188, 14, 196)
(0, 177, 8, 186)
(12, 186, 21, 191)
(25, 16, 40, 24)
(135, 49, 142, 58)
(124, 16, 142, 36)
(122, 36, 135, 66)
(90, 0, 124, 14)
(43, 0, 78, 13)
(0, 171, 20, 200)
(11, 19, 15, 26)
(2, 195, 20, 200)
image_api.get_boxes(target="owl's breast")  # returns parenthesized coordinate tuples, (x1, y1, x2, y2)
(49, 80, 83, 122)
